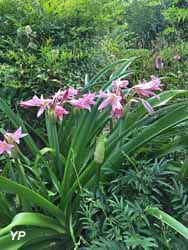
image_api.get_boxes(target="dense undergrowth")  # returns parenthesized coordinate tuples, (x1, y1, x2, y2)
(79, 160, 188, 249)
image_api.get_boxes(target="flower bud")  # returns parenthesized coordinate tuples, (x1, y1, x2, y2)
(94, 135, 106, 164)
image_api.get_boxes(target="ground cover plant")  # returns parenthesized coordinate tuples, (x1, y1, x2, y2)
(79, 159, 188, 249)
(0, 60, 188, 249)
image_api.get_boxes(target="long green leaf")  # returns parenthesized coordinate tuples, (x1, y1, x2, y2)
(45, 115, 63, 178)
(83, 58, 135, 91)
(0, 212, 65, 236)
(146, 207, 188, 239)
(103, 103, 188, 172)
(0, 177, 65, 225)
(0, 228, 59, 250)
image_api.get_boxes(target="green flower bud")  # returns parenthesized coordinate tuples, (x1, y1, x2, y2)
(94, 134, 106, 164)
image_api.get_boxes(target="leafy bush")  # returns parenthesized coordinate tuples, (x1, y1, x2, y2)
(163, 0, 188, 41)
(122, 0, 167, 48)
(0, 0, 123, 100)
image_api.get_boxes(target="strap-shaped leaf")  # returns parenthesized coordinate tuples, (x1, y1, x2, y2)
(0, 177, 65, 225)
(0, 212, 65, 236)
(83, 57, 135, 91)
(0, 228, 59, 250)
(103, 103, 188, 172)
(146, 207, 188, 239)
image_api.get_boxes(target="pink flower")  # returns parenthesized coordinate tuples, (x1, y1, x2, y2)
(98, 91, 123, 111)
(0, 140, 14, 155)
(20, 95, 52, 117)
(20, 95, 40, 107)
(140, 99, 154, 113)
(53, 90, 65, 102)
(110, 108, 123, 119)
(4, 127, 27, 144)
(174, 54, 181, 61)
(55, 105, 69, 121)
(155, 56, 164, 70)
(67, 88, 79, 99)
(70, 93, 96, 111)
(53, 88, 78, 103)
(132, 76, 161, 98)
(112, 79, 129, 90)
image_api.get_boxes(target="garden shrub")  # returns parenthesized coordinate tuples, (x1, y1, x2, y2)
(122, 0, 167, 48)
(163, 0, 188, 41)
(0, 0, 123, 100)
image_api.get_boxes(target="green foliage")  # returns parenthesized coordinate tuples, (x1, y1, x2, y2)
(105, 42, 188, 91)
(123, 0, 167, 47)
(0, 60, 188, 249)
(1, 1, 188, 249)
(163, 0, 188, 40)
(0, 0, 123, 100)
(79, 160, 188, 249)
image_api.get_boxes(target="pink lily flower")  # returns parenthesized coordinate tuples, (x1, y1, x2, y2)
(132, 76, 161, 98)
(110, 108, 123, 119)
(20, 95, 40, 107)
(55, 105, 69, 121)
(20, 95, 52, 117)
(0, 140, 14, 155)
(4, 127, 27, 144)
(70, 93, 96, 111)
(98, 91, 123, 111)
(174, 54, 181, 61)
(112, 79, 129, 90)
(53, 88, 78, 103)
(67, 87, 79, 99)
(53, 90, 64, 102)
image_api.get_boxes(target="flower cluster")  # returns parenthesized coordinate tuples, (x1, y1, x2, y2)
(0, 127, 27, 155)
(20, 76, 161, 121)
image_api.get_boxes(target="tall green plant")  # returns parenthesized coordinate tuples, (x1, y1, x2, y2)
(0, 58, 188, 249)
